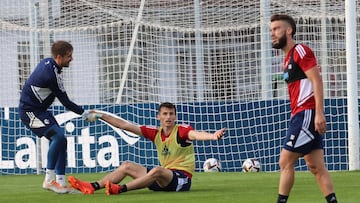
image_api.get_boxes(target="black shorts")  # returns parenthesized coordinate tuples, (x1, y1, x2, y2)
(283, 109, 324, 155)
(148, 169, 192, 192)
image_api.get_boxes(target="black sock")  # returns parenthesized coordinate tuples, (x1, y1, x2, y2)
(91, 182, 101, 190)
(325, 193, 338, 203)
(277, 194, 288, 203)
(121, 184, 128, 193)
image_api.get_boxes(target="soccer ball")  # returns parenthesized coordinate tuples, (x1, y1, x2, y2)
(203, 158, 222, 172)
(242, 158, 261, 172)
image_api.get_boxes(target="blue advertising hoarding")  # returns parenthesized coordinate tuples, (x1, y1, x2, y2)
(0, 100, 349, 174)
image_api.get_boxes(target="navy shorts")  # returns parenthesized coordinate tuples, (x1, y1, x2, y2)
(283, 109, 324, 155)
(19, 109, 61, 138)
(148, 169, 192, 192)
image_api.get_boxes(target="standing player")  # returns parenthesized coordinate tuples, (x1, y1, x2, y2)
(68, 102, 226, 195)
(270, 14, 338, 203)
(19, 40, 87, 194)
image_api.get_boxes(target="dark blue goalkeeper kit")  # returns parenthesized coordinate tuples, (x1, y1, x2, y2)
(19, 57, 83, 115)
(19, 57, 84, 175)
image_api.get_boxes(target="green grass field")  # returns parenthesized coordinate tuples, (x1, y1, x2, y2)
(0, 171, 358, 203)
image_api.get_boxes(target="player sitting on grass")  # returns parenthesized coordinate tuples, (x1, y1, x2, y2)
(68, 102, 226, 195)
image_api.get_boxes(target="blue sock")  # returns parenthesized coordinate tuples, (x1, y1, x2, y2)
(45, 126, 67, 175)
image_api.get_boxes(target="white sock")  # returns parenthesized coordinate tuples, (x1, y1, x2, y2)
(45, 169, 55, 183)
(56, 175, 66, 187)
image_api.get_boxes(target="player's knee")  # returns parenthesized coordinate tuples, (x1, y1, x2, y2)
(147, 166, 165, 177)
(149, 166, 162, 173)
(47, 126, 67, 148)
(308, 165, 319, 175)
(307, 162, 325, 175)
(279, 158, 291, 170)
(119, 161, 133, 171)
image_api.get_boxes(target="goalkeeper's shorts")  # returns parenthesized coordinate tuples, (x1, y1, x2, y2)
(19, 109, 61, 139)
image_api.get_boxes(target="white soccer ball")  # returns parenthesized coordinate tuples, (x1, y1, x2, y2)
(203, 158, 222, 172)
(242, 158, 261, 172)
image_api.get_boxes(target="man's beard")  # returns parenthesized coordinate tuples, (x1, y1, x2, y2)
(61, 61, 70, 67)
(272, 34, 287, 49)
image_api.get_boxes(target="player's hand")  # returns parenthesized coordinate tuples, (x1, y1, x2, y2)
(315, 112, 327, 135)
(214, 128, 226, 140)
(82, 110, 102, 122)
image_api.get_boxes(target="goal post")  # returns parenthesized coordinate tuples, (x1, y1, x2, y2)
(115, 0, 146, 104)
(0, 0, 359, 174)
(345, 0, 360, 171)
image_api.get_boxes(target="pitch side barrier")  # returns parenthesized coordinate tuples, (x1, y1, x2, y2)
(0, 99, 349, 175)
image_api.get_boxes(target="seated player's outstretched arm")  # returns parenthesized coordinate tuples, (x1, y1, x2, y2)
(91, 110, 143, 136)
(188, 128, 226, 141)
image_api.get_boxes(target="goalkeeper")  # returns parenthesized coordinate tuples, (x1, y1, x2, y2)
(68, 102, 226, 195)
(18, 40, 89, 194)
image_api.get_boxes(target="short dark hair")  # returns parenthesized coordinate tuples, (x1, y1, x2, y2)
(51, 40, 73, 57)
(271, 14, 296, 37)
(158, 102, 176, 114)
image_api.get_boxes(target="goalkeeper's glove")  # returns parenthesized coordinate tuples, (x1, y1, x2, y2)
(82, 110, 102, 122)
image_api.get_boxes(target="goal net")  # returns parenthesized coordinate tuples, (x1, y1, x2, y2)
(0, 0, 358, 174)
